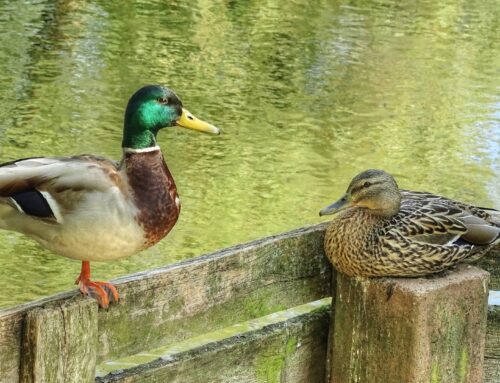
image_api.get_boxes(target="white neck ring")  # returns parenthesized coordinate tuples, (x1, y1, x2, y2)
(123, 146, 161, 154)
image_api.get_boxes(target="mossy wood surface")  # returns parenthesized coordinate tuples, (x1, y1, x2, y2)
(485, 306, 500, 383)
(478, 256, 500, 290)
(96, 300, 331, 383)
(0, 223, 331, 382)
(0, 221, 498, 382)
(329, 266, 489, 383)
(95, 223, 331, 361)
(19, 298, 98, 383)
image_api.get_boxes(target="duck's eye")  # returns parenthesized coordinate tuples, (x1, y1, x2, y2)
(157, 97, 169, 104)
(363, 181, 372, 188)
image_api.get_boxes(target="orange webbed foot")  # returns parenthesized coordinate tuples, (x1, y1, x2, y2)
(77, 279, 119, 308)
(76, 261, 119, 308)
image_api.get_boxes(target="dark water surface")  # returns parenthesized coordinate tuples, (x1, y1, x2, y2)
(0, 0, 498, 308)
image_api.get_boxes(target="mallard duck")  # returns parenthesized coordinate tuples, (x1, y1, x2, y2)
(320, 169, 500, 277)
(0, 85, 219, 307)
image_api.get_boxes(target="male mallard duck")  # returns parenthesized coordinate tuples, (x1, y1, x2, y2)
(0, 85, 219, 307)
(320, 169, 500, 277)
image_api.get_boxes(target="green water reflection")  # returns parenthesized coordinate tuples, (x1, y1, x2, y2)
(0, 0, 498, 308)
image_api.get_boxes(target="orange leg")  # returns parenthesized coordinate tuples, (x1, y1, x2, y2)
(75, 261, 119, 308)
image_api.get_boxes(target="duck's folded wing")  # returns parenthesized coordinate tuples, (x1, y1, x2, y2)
(0, 156, 122, 223)
(391, 199, 499, 246)
(401, 189, 500, 226)
(456, 212, 500, 245)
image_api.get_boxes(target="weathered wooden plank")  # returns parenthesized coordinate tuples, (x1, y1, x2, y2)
(0, 223, 331, 380)
(0, 290, 75, 383)
(93, 299, 500, 382)
(0, 307, 25, 383)
(90, 299, 499, 381)
(95, 223, 331, 362)
(19, 297, 98, 383)
(0, 219, 497, 382)
(478, 255, 500, 290)
(329, 266, 489, 383)
(95, 299, 331, 383)
(485, 305, 500, 383)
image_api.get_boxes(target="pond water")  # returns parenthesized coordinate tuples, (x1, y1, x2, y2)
(0, 0, 498, 308)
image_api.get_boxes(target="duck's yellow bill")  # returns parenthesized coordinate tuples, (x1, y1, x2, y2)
(176, 108, 220, 134)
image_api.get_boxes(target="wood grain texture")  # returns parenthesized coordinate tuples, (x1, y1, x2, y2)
(95, 301, 331, 383)
(485, 306, 500, 383)
(95, 223, 331, 362)
(477, 256, 500, 290)
(0, 223, 331, 381)
(0, 290, 76, 383)
(329, 266, 490, 383)
(0, 220, 497, 382)
(19, 297, 98, 383)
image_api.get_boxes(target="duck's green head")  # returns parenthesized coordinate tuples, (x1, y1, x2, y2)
(319, 169, 402, 217)
(122, 85, 219, 149)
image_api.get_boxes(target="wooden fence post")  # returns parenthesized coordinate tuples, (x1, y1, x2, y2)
(328, 265, 489, 383)
(20, 297, 98, 383)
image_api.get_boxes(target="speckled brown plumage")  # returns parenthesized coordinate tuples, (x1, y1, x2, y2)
(321, 170, 500, 277)
(124, 149, 180, 248)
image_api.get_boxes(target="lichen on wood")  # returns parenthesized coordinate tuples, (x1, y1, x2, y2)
(329, 266, 489, 383)
(0, 223, 331, 382)
(96, 299, 331, 383)
(20, 297, 98, 383)
(485, 305, 500, 383)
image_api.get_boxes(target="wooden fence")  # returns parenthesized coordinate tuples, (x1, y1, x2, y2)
(0, 223, 498, 382)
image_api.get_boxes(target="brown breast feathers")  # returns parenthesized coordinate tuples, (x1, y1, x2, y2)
(124, 149, 180, 248)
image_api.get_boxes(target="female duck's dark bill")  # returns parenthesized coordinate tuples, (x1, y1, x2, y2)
(319, 195, 349, 216)
(176, 108, 220, 134)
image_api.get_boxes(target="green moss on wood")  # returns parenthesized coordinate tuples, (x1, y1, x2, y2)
(255, 335, 299, 383)
(96, 300, 330, 382)
(256, 352, 286, 383)
(331, 268, 488, 383)
(431, 363, 440, 383)
(96, 224, 331, 362)
(429, 306, 472, 382)
(459, 347, 469, 382)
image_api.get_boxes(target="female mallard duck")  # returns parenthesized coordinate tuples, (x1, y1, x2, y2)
(320, 169, 500, 277)
(0, 85, 219, 307)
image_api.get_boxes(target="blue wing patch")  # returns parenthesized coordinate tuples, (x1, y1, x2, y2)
(11, 189, 55, 219)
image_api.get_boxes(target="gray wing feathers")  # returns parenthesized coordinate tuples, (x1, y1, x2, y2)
(0, 157, 119, 195)
(458, 214, 500, 245)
